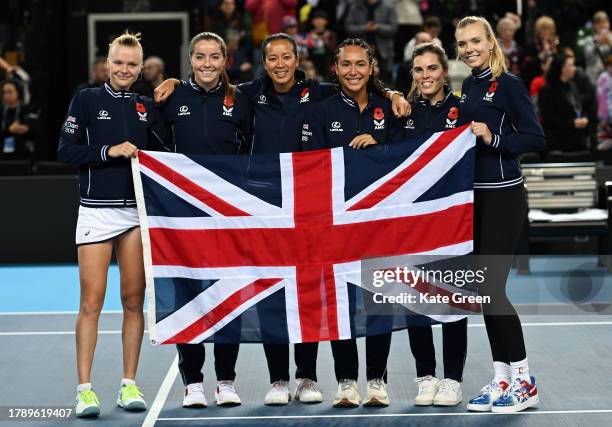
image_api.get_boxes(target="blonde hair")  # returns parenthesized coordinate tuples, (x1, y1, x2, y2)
(496, 17, 517, 33)
(456, 16, 507, 80)
(407, 43, 449, 102)
(108, 31, 144, 62)
(534, 16, 556, 39)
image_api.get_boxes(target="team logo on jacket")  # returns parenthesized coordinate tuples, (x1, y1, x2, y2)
(63, 116, 78, 134)
(483, 81, 498, 102)
(445, 107, 459, 128)
(404, 118, 415, 129)
(258, 95, 268, 105)
(330, 121, 343, 132)
(178, 105, 191, 116)
(97, 110, 111, 120)
(460, 93, 467, 103)
(223, 96, 234, 116)
(301, 123, 312, 142)
(136, 102, 148, 122)
(300, 88, 310, 103)
(373, 107, 385, 129)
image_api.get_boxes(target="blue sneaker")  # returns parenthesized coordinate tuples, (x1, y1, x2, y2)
(491, 376, 539, 413)
(466, 380, 509, 412)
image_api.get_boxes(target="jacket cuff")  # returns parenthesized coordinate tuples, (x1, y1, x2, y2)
(490, 134, 501, 149)
(100, 145, 111, 162)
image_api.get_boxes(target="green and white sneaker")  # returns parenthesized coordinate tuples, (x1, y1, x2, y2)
(117, 384, 147, 411)
(75, 389, 100, 418)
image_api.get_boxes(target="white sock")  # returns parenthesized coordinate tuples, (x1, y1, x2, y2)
(121, 378, 136, 387)
(492, 361, 511, 385)
(77, 383, 92, 393)
(510, 358, 531, 383)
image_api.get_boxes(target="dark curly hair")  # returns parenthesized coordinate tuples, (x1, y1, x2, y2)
(333, 38, 386, 97)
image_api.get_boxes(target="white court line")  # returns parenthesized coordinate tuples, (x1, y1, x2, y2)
(157, 409, 612, 422)
(142, 355, 179, 427)
(0, 330, 147, 336)
(1, 322, 612, 336)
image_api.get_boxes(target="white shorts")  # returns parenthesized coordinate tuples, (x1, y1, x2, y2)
(75, 206, 140, 245)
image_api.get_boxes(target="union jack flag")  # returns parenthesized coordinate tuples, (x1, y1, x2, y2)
(132, 125, 476, 345)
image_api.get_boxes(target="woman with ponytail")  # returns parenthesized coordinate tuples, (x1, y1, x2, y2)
(398, 43, 468, 408)
(155, 32, 253, 408)
(301, 38, 402, 408)
(454, 16, 545, 413)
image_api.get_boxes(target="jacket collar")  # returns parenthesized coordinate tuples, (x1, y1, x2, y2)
(104, 82, 133, 98)
(417, 85, 452, 107)
(340, 89, 373, 110)
(472, 67, 493, 80)
(189, 77, 224, 96)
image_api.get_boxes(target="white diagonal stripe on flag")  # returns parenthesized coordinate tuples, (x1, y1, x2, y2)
(145, 151, 284, 217)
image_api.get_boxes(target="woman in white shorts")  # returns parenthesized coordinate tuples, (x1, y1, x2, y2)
(58, 31, 164, 418)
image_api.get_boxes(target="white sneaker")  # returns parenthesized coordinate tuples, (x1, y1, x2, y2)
(414, 375, 439, 406)
(182, 382, 207, 408)
(215, 380, 241, 406)
(433, 378, 462, 406)
(333, 379, 360, 407)
(264, 380, 291, 405)
(363, 378, 389, 407)
(294, 378, 323, 403)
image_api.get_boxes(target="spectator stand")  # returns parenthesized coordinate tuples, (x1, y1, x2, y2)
(517, 162, 612, 274)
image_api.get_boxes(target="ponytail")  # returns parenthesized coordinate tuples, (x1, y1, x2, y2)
(189, 31, 236, 100)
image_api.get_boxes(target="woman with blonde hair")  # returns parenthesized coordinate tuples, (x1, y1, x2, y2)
(454, 16, 545, 413)
(58, 32, 161, 417)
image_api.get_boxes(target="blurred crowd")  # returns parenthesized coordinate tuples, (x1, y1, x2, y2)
(1, 0, 612, 165)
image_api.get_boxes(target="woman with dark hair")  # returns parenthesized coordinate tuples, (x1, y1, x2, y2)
(538, 53, 591, 155)
(155, 31, 253, 409)
(1, 78, 38, 161)
(302, 38, 401, 408)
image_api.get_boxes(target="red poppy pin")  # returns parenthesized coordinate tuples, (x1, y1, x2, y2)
(223, 97, 234, 108)
(301, 88, 309, 98)
(488, 81, 498, 93)
(136, 102, 146, 113)
(447, 107, 459, 120)
(373, 107, 385, 120)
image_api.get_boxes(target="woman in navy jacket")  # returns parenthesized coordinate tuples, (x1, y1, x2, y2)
(455, 16, 545, 414)
(155, 33, 409, 407)
(399, 42, 468, 408)
(302, 38, 400, 408)
(155, 32, 253, 410)
(58, 32, 159, 418)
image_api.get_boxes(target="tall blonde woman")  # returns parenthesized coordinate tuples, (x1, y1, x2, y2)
(454, 16, 545, 413)
(58, 32, 162, 417)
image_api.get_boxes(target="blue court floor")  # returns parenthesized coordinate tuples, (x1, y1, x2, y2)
(0, 256, 610, 427)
